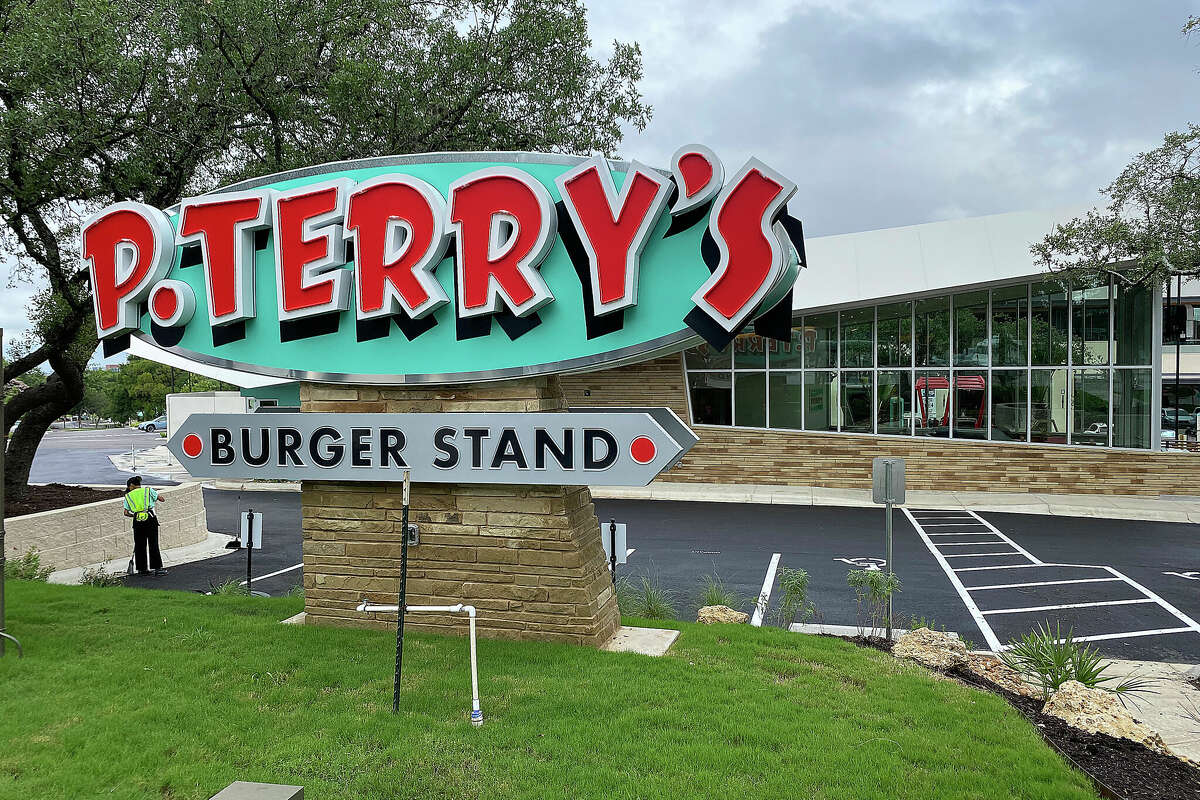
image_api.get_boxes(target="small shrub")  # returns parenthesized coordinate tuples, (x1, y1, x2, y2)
(3, 548, 52, 581)
(614, 576, 675, 619)
(776, 567, 816, 626)
(847, 569, 901, 637)
(210, 578, 248, 596)
(907, 615, 944, 633)
(80, 566, 124, 587)
(699, 573, 742, 609)
(1000, 622, 1156, 702)
(285, 584, 305, 599)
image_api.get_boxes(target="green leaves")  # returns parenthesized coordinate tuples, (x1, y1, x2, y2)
(1031, 123, 1200, 289)
(999, 622, 1157, 702)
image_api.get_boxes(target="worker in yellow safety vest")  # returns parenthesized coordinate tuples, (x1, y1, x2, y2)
(123, 476, 168, 576)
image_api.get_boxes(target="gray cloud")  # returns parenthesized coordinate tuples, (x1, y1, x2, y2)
(591, 0, 1200, 235)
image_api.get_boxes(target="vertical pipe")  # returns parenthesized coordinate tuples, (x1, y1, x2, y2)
(245, 509, 254, 595)
(468, 609, 483, 726)
(1176, 274, 1183, 442)
(393, 469, 411, 713)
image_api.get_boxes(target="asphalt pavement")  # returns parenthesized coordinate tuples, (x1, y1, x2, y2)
(29, 428, 178, 487)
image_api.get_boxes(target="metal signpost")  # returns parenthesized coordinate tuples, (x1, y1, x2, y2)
(871, 457, 905, 640)
(601, 520, 628, 585)
(393, 471, 411, 714)
(239, 510, 264, 596)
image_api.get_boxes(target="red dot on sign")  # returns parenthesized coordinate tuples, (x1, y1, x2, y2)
(182, 434, 203, 458)
(152, 286, 179, 321)
(629, 436, 656, 464)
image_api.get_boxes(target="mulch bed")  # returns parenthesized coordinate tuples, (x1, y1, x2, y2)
(829, 632, 1199, 798)
(4, 484, 123, 519)
(946, 665, 1200, 800)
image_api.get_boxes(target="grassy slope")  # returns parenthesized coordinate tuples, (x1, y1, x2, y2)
(0, 581, 1095, 800)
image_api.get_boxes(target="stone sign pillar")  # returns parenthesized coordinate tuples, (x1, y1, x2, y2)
(299, 376, 620, 646)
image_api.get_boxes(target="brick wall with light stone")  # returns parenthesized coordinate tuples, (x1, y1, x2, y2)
(559, 356, 1200, 496)
(299, 378, 620, 646)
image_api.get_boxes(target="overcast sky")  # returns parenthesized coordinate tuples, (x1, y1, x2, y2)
(3, 0, 1197, 348)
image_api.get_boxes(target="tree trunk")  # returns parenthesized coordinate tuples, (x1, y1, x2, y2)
(4, 359, 86, 501)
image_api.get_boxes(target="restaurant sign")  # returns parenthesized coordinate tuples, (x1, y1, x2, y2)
(83, 147, 804, 384)
(167, 409, 699, 486)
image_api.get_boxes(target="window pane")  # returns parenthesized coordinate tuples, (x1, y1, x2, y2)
(734, 332, 766, 369)
(877, 370, 911, 435)
(991, 370, 1028, 442)
(914, 370, 950, 436)
(991, 285, 1028, 366)
(915, 296, 950, 367)
(768, 373, 803, 430)
(1031, 369, 1068, 443)
(877, 302, 912, 367)
(1072, 368, 1109, 446)
(952, 372, 987, 439)
(841, 371, 873, 432)
(684, 342, 730, 370)
(1114, 282, 1153, 366)
(734, 371, 766, 427)
(840, 308, 873, 368)
(804, 371, 837, 432)
(1072, 283, 1110, 365)
(805, 313, 837, 368)
(688, 371, 731, 425)
(1113, 369, 1152, 449)
(1032, 280, 1068, 366)
(772, 324, 805, 369)
(953, 291, 988, 366)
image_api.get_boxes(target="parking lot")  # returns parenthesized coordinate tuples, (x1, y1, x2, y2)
(131, 489, 1200, 662)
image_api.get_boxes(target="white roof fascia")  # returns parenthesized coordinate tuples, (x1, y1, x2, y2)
(793, 206, 1092, 314)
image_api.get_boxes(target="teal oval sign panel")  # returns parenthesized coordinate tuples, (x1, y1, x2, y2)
(82, 149, 804, 384)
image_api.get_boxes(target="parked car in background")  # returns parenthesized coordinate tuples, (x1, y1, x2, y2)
(138, 415, 168, 432)
(1162, 407, 1196, 434)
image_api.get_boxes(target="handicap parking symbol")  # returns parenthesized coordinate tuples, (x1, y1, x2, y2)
(1164, 571, 1200, 581)
(835, 557, 886, 571)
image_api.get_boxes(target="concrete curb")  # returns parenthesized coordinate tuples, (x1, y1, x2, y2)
(591, 482, 1200, 523)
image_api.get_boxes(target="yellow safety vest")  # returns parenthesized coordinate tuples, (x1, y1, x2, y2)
(127, 488, 152, 522)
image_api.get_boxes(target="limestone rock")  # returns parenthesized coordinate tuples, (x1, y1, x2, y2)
(696, 605, 749, 624)
(965, 653, 1039, 698)
(892, 627, 968, 670)
(1043, 680, 1169, 754)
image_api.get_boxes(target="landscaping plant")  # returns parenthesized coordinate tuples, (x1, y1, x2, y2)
(210, 578, 249, 597)
(614, 576, 676, 619)
(1000, 622, 1156, 702)
(3, 548, 52, 581)
(846, 569, 901, 638)
(79, 566, 124, 587)
(776, 567, 816, 627)
(699, 573, 743, 610)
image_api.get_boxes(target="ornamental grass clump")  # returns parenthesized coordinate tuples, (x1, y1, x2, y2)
(699, 573, 743, 610)
(615, 576, 676, 619)
(1000, 622, 1156, 702)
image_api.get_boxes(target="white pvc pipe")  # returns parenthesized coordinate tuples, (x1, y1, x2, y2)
(356, 600, 483, 726)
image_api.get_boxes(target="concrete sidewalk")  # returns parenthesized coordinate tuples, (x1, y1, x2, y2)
(591, 482, 1200, 523)
(48, 530, 236, 585)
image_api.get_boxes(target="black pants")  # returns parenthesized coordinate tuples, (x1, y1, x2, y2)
(132, 517, 163, 573)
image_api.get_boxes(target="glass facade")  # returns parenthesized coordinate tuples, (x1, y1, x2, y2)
(684, 278, 1157, 449)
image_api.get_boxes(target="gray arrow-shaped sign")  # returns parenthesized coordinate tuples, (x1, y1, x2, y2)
(167, 409, 698, 486)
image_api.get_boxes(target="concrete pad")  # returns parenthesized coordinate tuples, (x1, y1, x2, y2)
(1100, 659, 1200, 763)
(209, 782, 302, 800)
(601, 625, 680, 656)
(811, 487, 874, 507)
(280, 612, 306, 625)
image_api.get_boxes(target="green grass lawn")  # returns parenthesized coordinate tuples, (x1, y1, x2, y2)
(0, 580, 1096, 800)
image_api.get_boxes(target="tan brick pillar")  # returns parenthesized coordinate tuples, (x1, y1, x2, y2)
(299, 377, 621, 646)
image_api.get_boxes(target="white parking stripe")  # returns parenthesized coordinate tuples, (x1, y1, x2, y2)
(915, 523, 993, 527)
(927, 531, 997, 536)
(943, 552, 1021, 558)
(982, 598, 1154, 616)
(968, 577, 1124, 591)
(936, 541, 1005, 546)
(750, 553, 781, 628)
(902, 508, 1003, 651)
(1067, 627, 1195, 644)
(905, 507, 1200, 652)
(238, 563, 303, 586)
